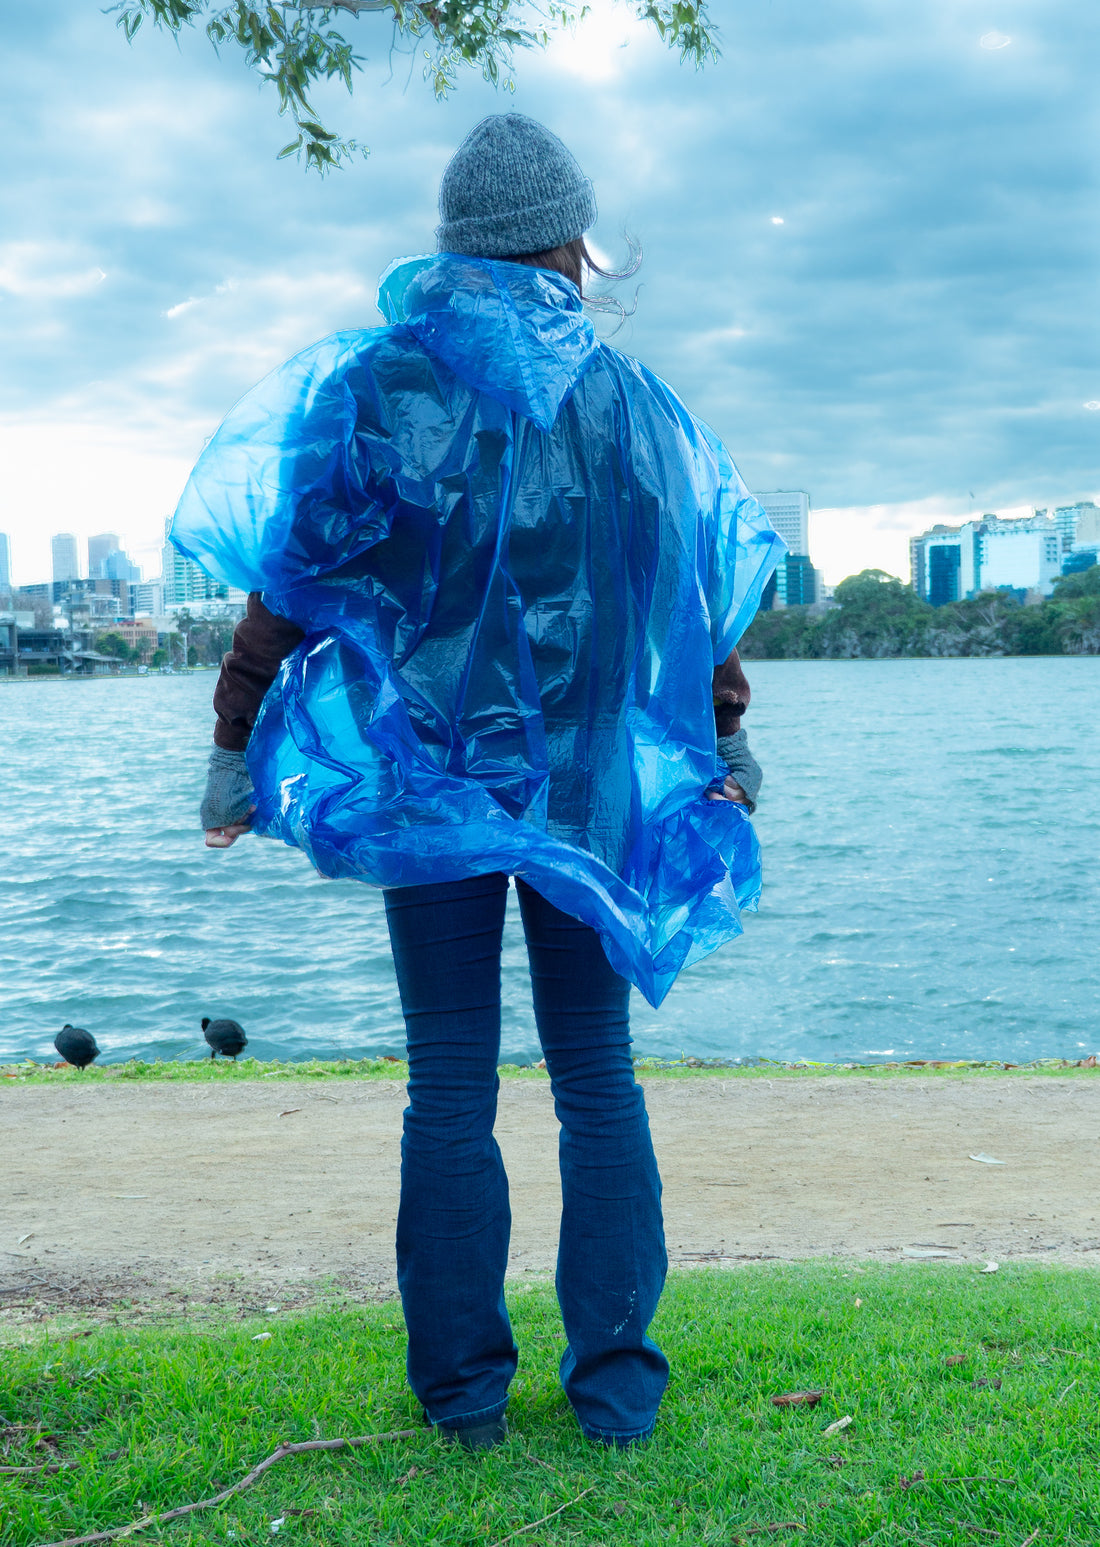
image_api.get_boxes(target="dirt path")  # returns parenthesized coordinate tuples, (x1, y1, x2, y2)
(3, 1077, 1098, 1308)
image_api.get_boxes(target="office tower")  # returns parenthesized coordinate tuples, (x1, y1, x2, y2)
(51, 533, 80, 583)
(756, 491, 815, 607)
(782, 554, 817, 606)
(978, 516, 1061, 592)
(88, 532, 121, 578)
(0, 531, 10, 594)
(103, 549, 142, 583)
(756, 491, 810, 556)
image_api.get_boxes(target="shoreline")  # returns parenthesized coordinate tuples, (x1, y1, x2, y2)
(4, 1070, 1098, 1312)
(4, 1053, 1098, 1083)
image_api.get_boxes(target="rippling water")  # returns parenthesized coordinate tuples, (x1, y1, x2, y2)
(3, 658, 1097, 1065)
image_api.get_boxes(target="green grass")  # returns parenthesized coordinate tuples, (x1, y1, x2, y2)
(4, 1055, 1099, 1087)
(3, 1264, 1098, 1545)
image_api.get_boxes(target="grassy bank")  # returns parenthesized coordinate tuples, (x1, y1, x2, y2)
(3, 1054, 1098, 1086)
(3, 1264, 1097, 1546)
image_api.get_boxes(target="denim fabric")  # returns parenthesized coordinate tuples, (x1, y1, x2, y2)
(384, 872, 669, 1441)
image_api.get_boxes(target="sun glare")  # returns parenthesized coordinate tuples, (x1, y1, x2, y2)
(542, 5, 652, 83)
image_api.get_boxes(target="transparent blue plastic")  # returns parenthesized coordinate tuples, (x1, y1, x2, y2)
(172, 254, 785, 1004)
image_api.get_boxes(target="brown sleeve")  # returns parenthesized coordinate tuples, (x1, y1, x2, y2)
(212, 592, 306, 751)
(712, 647, 751, 737)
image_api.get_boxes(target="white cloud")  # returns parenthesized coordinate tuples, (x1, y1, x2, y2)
(163, 297, 204, 319)
(0, 243, 107, 300)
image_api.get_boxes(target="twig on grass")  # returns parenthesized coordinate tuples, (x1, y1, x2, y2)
(950, 1521, 1001, 1538)
(35, 1427, 419, 1547)
(1, 1461, 78, 1476)
(1019, 1531, 1040, 1546)
(742, 1526, 807, 1537)
(941, 1477, 1018, 1486)
(487, 1485, 596, 1546)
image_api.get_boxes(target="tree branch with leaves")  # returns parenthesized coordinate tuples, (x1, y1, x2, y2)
(111, 1, 717, 170)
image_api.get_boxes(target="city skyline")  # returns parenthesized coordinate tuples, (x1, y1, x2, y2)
(3, 491, 1099, 598)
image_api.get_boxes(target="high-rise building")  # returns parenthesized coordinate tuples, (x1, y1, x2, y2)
(756, 491, 810, 556)
(161, 520, 229, 609)
(88, 532, 121, 577)
(979, 518, 1061, 592)
(782, 554, 817, 606)
(1054, 501, 1100, 553)
(756, 491, 816, 607)
(51, 532, 80, 583)
(103, 549, 142, 583)
(0, 531, 10, 595)
(131, 581, 164, 616)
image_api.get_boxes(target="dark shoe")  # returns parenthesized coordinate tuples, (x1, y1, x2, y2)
(438, 1416, 508, 1452)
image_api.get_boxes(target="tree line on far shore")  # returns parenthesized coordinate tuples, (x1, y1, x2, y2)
(93, 611, 237, 669)
(738, 565, 1100, 659)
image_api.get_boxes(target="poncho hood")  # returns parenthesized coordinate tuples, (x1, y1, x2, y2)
(378, 253, 599, 432)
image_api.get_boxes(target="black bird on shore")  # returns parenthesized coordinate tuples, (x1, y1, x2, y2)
(54, 1024, 100, 1070)
(202, 1017, 248, 1060)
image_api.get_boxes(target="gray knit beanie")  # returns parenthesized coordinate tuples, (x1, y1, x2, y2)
(437, 113, 597, 258)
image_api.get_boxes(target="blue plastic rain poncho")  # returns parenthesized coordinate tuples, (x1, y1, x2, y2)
(172, 254, 785, 1005)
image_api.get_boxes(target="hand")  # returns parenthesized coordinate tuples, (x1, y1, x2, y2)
(707, 775, 750, 805)
(205, 815, 253, 849)
(200, 747, 255, 837)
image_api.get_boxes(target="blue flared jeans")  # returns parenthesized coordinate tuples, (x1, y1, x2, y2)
(383, 872, 669, 1444)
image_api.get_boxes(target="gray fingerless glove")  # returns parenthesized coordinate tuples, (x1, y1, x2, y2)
(199, 748, 254, 830)
(716, 729, 762, 813)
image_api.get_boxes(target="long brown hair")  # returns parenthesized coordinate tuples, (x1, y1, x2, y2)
(503, 236, 640, 311)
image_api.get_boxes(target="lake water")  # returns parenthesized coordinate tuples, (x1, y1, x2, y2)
(2, 658, 1097, 1066)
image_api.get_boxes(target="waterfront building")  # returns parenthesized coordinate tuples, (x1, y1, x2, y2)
(783, 554, 817, 606)
(0, 612, 14, 673)
(161, 518, 230, 609)
(15, 578, 133, 620)
(909, 523, 979, 605)
(112, 617, 160, 657)
(131, 581, 164, 616)
(9, 626, 69, 672)
(760, 555, 820, 611)
(756, 492, 820, 608)
(51, 532, 80, 583)
(1054, 501, 1100, 554)
(979, 517, 1061, 594)
(1063, 549, 1098, 575)
(910, 512, 1061, 603)
(757, 491, 809, 556)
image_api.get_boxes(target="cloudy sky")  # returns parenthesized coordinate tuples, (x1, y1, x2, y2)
(1, 0, 1097, 587)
